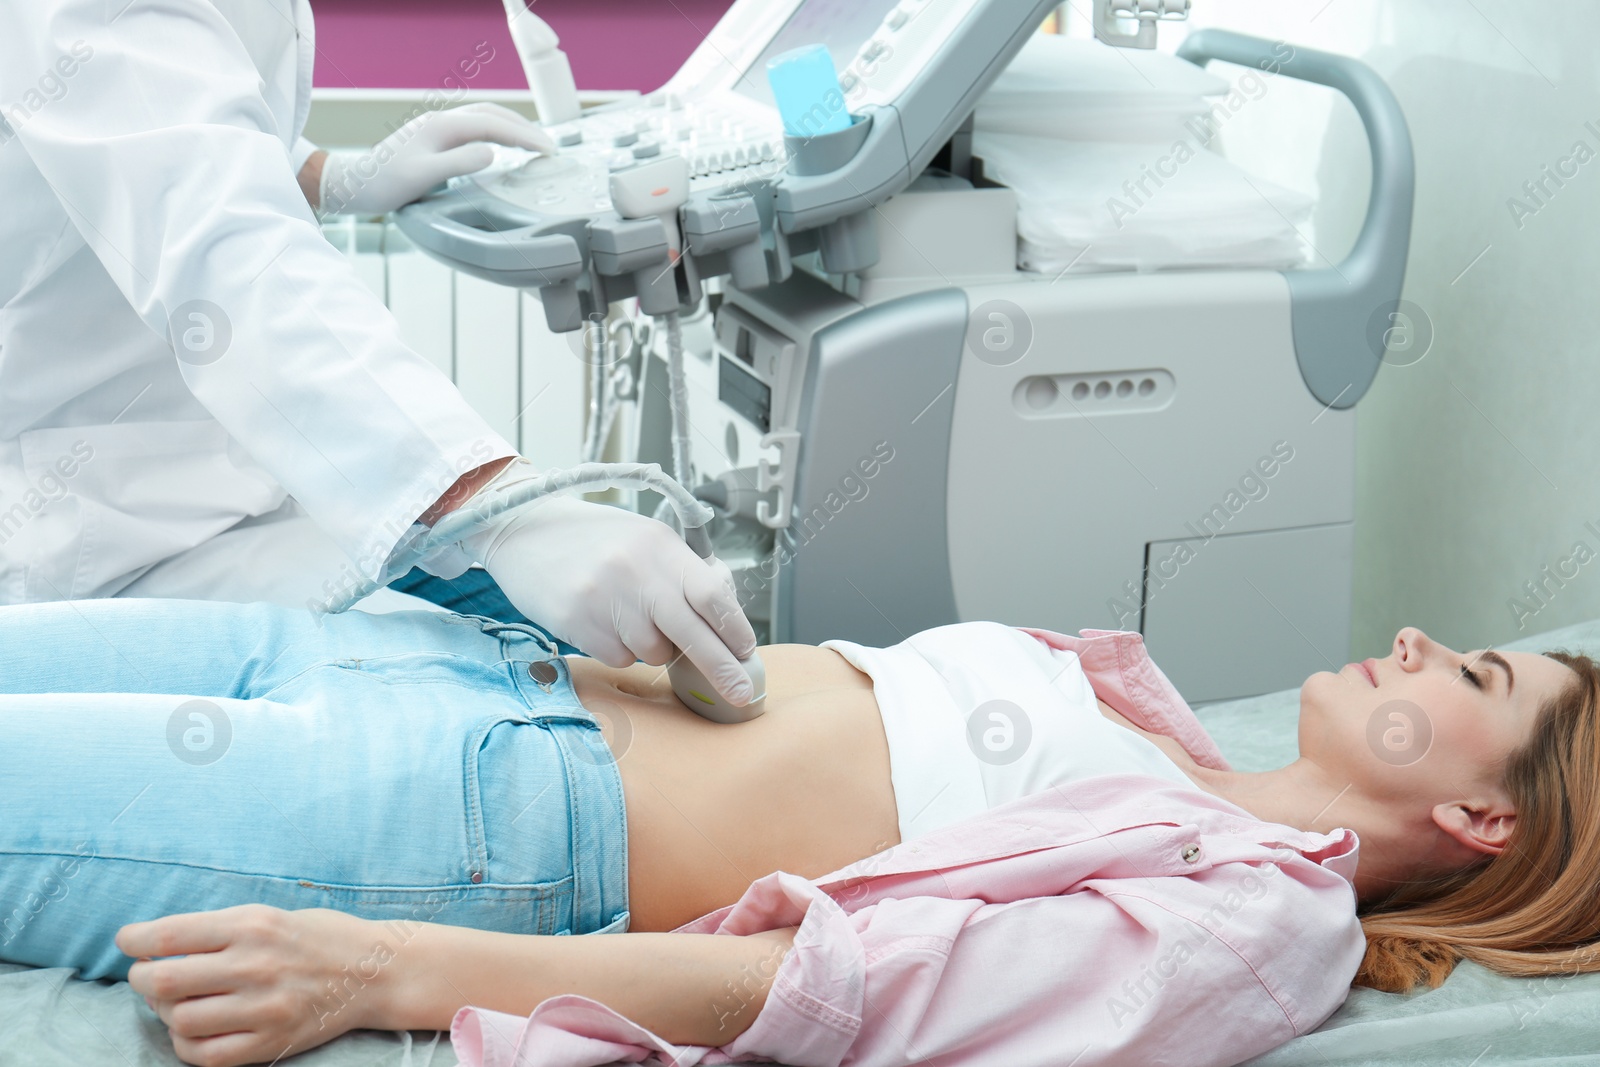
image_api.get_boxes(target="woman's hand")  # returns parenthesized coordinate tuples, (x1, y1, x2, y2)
(117, 904, 396, 1067)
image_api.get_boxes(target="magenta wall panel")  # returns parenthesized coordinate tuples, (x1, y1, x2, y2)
(311, 0, 738, 93)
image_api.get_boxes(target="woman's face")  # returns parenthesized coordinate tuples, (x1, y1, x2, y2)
(1298, 626, 1574, 806)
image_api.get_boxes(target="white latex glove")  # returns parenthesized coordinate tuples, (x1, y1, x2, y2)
(319, 102, 556, 216)
(466, 495, 761, 706)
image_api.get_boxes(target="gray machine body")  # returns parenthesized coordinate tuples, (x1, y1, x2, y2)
(638, 32, 1409, 703)
(694, 262, 1354, 704)
(778, 287, 967, 647)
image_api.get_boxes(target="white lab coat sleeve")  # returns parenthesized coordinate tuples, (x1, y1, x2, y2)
(0, 3, 516, 581)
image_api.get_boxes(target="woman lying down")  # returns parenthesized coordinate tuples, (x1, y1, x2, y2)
(3, 600, 1599, 1067)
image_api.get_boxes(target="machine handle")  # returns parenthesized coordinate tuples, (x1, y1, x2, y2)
(1176, 29, 1413, 292)
(393, 197, 584, 285)
(394, 193, 590, 329)
(1176, 29, 1416, 408)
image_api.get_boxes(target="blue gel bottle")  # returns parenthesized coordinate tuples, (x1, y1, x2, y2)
(766, 44, 853, 138)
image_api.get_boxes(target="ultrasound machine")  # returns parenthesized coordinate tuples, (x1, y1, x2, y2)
(395, 0, 1416, 703)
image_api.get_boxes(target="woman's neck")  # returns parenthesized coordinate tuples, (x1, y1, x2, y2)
(1094, 699, 1412, 902)
(1176, 760, 1411, 903)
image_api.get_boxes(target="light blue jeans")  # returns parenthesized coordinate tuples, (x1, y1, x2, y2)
(0, 599, 630, 980)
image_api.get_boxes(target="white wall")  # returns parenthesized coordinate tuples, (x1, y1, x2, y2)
(1103, 0, 1600, 658)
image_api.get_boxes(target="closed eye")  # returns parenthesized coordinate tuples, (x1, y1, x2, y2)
(1460, 663, 1485, 690)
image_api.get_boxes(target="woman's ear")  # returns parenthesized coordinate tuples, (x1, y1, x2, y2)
(1431, 798, 1516, 857)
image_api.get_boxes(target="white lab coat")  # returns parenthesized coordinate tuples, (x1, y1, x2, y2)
(0, 0, 515, 607)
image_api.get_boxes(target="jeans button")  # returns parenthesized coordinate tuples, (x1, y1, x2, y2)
(529, 661, 559, 686)
(470, 871, 484, 884)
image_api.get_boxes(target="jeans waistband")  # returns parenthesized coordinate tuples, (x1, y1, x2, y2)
(480, 618, 631, 934)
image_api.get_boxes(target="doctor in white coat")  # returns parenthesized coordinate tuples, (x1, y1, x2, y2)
(0, 0, 760, 705)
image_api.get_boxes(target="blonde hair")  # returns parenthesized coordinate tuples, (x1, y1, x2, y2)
(1354, 649, 1600, 991)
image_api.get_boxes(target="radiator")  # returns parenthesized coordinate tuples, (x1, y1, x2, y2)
(321, 217, 588, 469)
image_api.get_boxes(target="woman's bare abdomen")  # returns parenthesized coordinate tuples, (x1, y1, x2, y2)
(566, 645, 902, 932)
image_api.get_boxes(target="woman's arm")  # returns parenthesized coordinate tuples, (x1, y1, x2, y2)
(118, 905, 796, 1067)
(373, 916, 798, 1041)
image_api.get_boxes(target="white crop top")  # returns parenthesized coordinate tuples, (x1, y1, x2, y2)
(821, 621, 1193, 842)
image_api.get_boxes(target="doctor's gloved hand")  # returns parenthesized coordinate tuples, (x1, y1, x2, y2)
(468, 496, 762, 706)
(318, 102, 556, 216)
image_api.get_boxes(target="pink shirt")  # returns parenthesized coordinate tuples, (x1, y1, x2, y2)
(452, 628, 1366, 1067)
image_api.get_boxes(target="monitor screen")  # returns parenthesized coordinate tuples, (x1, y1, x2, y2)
(733, 0, 902, 105)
